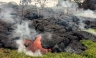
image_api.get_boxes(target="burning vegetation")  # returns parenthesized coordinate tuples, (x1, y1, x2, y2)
(0, 0, 96, 57)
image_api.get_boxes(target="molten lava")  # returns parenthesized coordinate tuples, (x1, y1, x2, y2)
(24, 35, 51, 54)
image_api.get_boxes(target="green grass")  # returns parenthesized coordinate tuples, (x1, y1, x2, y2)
(81, 40, 96, 58)
(0, 40, 96, 58)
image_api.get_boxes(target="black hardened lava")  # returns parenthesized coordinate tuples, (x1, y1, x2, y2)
(0, 15, 96, 54)
(0, 20, 17, 49)
(32, 18, 96, 54)
(82, 0, 96, 10)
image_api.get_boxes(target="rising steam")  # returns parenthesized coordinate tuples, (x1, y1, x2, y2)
(16, 39, 42, 56)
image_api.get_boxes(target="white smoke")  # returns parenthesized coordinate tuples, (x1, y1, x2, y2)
(55, 0, 96, 18)
(12, 21, 38, 40)
(58, 0, 78, 8)
(16, 39, 42, 56)
(74, 9, 96, 18)
(0, 4, 21, 24)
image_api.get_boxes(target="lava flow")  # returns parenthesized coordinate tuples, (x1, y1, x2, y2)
(24, 35, 51, 54)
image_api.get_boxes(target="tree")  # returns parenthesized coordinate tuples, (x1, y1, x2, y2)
(35, 0, 47, 9)
(20, 0, 32, 16)
(20, 0, 32, 5)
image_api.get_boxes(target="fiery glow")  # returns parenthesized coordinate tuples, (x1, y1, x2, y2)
(24, 35, 51, 54)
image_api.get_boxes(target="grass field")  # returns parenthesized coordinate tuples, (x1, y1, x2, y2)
(0, 40, 96, 58)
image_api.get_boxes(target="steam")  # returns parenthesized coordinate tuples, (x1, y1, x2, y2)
(0, 4, 20, 24)
(74, 9, 96, 18)
(12, 21, 38, 40)
(58, 0, 78, 8)
(16, 39, 42, 56)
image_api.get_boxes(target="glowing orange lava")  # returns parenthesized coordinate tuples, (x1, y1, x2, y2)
(24, 35, 51, 54)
